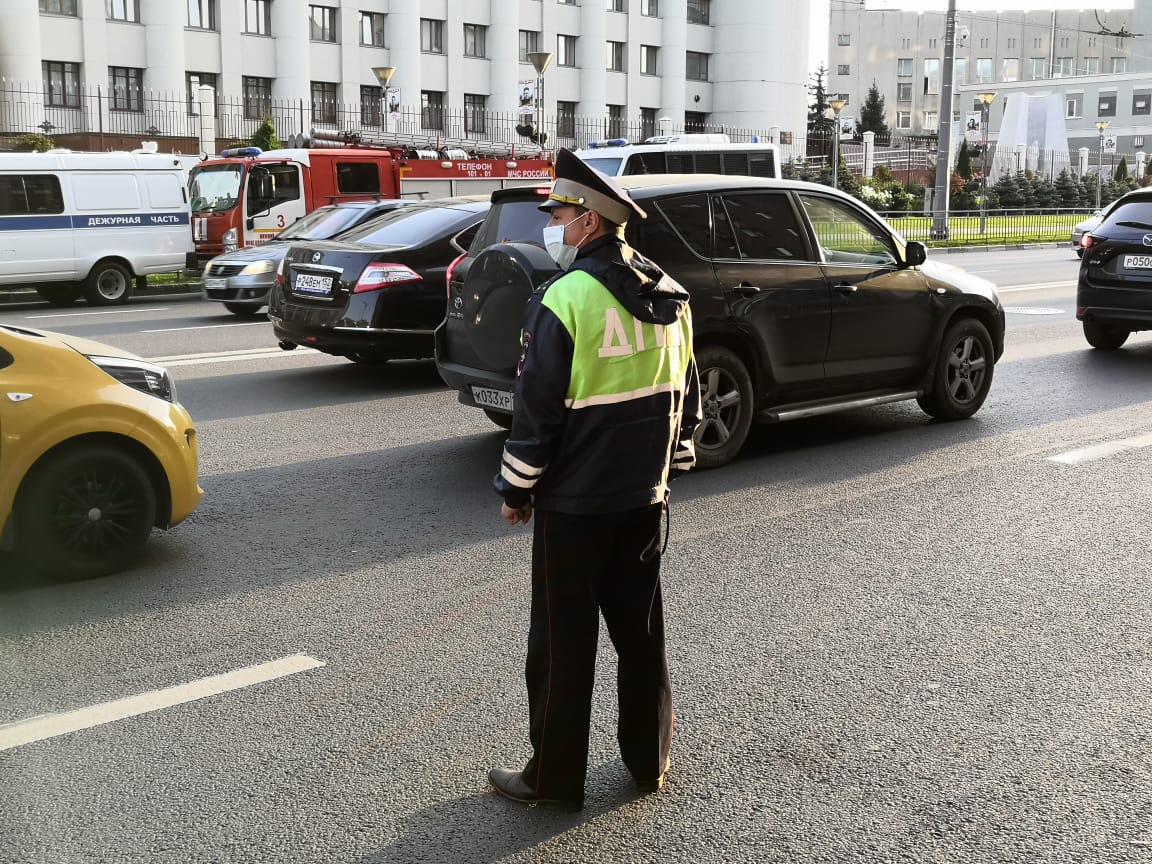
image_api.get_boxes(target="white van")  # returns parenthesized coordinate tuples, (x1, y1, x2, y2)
(574, 133, 781, 181)
(0, 150, 194, 306)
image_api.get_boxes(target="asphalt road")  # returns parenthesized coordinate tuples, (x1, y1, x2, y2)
(3, 246, 1152, 864)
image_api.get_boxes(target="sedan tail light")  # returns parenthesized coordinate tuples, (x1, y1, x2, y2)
(275, 256, 286, 287)
(353, 263, 422, 293)
(445, 252, 466, 298)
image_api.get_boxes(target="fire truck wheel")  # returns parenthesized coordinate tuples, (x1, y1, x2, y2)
(84, 260, 133, 306)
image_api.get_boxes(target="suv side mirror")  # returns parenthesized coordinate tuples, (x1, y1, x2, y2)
(903, 241, 926, 268)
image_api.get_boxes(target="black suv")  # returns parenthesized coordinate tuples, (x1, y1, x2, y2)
(1076, 189, 1152, 349)
(435, 176, 1006, 469)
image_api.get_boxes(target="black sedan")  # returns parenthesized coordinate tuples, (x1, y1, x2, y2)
(1077, 189, 1152, 349)
(269, 196, 489, 363)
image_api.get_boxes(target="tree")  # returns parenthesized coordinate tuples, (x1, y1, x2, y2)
(13, 133, 54, 152)
(857, 80, 890, 139)
(956, 140, 973, 180)
(251, 116, 281, 151)
(807, 65, 834, 137)
(1113, 155, 1129, 182)
(1055, 169, 1081, 208)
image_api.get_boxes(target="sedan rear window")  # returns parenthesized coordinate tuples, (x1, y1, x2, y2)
(340, 205, 477, 247)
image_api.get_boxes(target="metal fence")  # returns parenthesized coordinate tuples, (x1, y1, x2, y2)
(878, 207, 1088, 247)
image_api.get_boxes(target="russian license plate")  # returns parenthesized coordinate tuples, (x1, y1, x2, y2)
(203, 277, 226, 289)
(294, 273, 333, 295)
(1123, 254, 1152, 270)
(471, 386, 514, 413)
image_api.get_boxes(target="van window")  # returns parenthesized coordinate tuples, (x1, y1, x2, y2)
(623, 152, 667, 175)
(695, 153, 722, 173)
(581, 156, 625, 175)
(748, 152, 775, 178)
(73, 174, 140, 210)
(336, 162, 381, 194)
(144, 173, 184, 209)
(717, 193, 809, 261)
(0, 175, 65, 215)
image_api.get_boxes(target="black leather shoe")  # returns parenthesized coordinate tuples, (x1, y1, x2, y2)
(635, 757, 672, 794)
(488, 768, 584, 811)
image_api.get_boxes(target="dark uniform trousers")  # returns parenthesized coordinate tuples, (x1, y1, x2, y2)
(522, 503, 673, 800)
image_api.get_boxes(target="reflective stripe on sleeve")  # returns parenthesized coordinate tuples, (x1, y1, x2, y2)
(503, 449, 546, 478)
(501, 461, 538, 489)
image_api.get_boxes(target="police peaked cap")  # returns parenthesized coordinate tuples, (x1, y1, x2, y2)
(539, 148, 647, 224)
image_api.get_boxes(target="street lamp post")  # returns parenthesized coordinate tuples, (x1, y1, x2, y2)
(372, 66, 396, 132)
(1095, 120, 1110, 209)
(829, 96, 847, 190)
(527, 52, 553, 151)
(977, 92, 996, 234)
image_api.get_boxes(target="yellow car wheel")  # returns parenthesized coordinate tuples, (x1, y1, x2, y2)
(18, 445, 157, 579)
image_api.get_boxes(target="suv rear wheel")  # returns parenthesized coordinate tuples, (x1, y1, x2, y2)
(1082, 320, 1129, 350)
(917, 317, 994, 420)
(693, 345, 754, 470)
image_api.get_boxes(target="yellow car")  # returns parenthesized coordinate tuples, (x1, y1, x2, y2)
(0, 324, 202, 579)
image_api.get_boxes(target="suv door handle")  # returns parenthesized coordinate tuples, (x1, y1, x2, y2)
(732, 282, 761, 296)
(833, 283, 858, 294)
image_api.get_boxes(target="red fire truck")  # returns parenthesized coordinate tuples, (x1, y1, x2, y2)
(188, 130, 553, 266)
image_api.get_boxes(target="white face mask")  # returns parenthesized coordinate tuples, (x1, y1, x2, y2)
(542, 213, 588, 270)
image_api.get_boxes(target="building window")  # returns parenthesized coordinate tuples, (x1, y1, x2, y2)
(686, 51, 709, 81)
(360, 85, 381, 125)
(896, 82, 912, 102)
(464, 93, 486, 134)
(106, 0, 139, 22)
(954, 57, 968, 85)
(897, 58, 912, 78)
(1029, 57, 1047, 79)
(640, 107, 657, 139)
(1007, 37, 1016, 49)
(606, 104, 625, 138)
(309, 5, 336, 41)
(40, 0, 78, 14)
(1098, 94, 1116, 117)
(186, 71, 217, 115)
(464, 24, 486, 58)
(1065, 94, 1082, 118)
(837, 64, 850, 76)
(421, 18, 444, 53)
(360, 12, 385, 47)
(245, 0, 271, 35)
(1082, 57, 1100, 76)
(421, 91, 444, 130)
(838, 33, 850, 47)
(243, 75, 272, 119)
(558, 34, 577, 67)
(311, 81, 337, 124)
(1001, 58, 1019, 82)
(1132, 92, 1150, 116)
(976, 57, 992, 84)
(607, 41, 626, 72)
(641, 45, 658, 76)
(1112, 57, 1127, 74)
(42, 61, 80, 107)
(896, 111, 911, 130)
(923, 110, 937, 130)
(836, 93, 849, 105)
(901, 38, 910, 49)
(641, 0, 658, 16)
(687, 0, 709, 25)
(1052, 56, 1073, 77)
(606, 0, 626, 10)
(923, 58, 939, 94)
(109, 67, 143, 111)
(557, 100, 576, 138)
(187, 0, 216, 30)
(1033, 37, 1042, 49)
(519, 30, 540, 62)
(684, 111, 707, 132)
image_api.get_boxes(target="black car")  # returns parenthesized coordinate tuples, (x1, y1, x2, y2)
(1076, 189, 1152, 349)
(435, 176, 1006, 469)
(269, 196, 489, 363)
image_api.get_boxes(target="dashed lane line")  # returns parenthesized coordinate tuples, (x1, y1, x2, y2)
(143, 321, 271, 333)
(0, 654, 325, 752)
(22, 307, 169, 319)
(1047, 432, 1152, 465)
(998, 281, 1075, 293)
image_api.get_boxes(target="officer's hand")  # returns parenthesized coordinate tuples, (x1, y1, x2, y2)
(501, 502, 532, 525)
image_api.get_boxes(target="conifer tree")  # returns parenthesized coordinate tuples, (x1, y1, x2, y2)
(807, 65, 834, 136)
(956, 140, 973, 180)
(857, 81, 890, 139)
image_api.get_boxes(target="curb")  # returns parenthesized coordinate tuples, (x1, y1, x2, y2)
(0, 282, 201, 307)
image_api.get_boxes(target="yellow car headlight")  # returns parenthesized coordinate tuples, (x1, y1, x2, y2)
(86, 355, 178, 403)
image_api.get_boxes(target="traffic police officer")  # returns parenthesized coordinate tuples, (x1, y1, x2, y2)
(489, 149, 702, 809)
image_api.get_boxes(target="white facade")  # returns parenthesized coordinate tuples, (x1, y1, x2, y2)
(0, 0, 814, 141)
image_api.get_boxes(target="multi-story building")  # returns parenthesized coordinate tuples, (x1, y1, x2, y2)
(0, 0, 814, 149)
(827, 5, 1146, 138)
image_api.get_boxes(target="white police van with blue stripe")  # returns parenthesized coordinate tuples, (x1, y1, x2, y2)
(0, 150, 194, 306)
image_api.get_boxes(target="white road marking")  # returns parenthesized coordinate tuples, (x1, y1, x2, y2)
(23, 307, 169, 319)
(1047, 433, 1152, 465)
(998, 281, 1075, 293)
(149, 347, 291, 362)
(161, 350, 307, 367)
(0, 654, 325, 752)
(142, 321, 270, 333)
